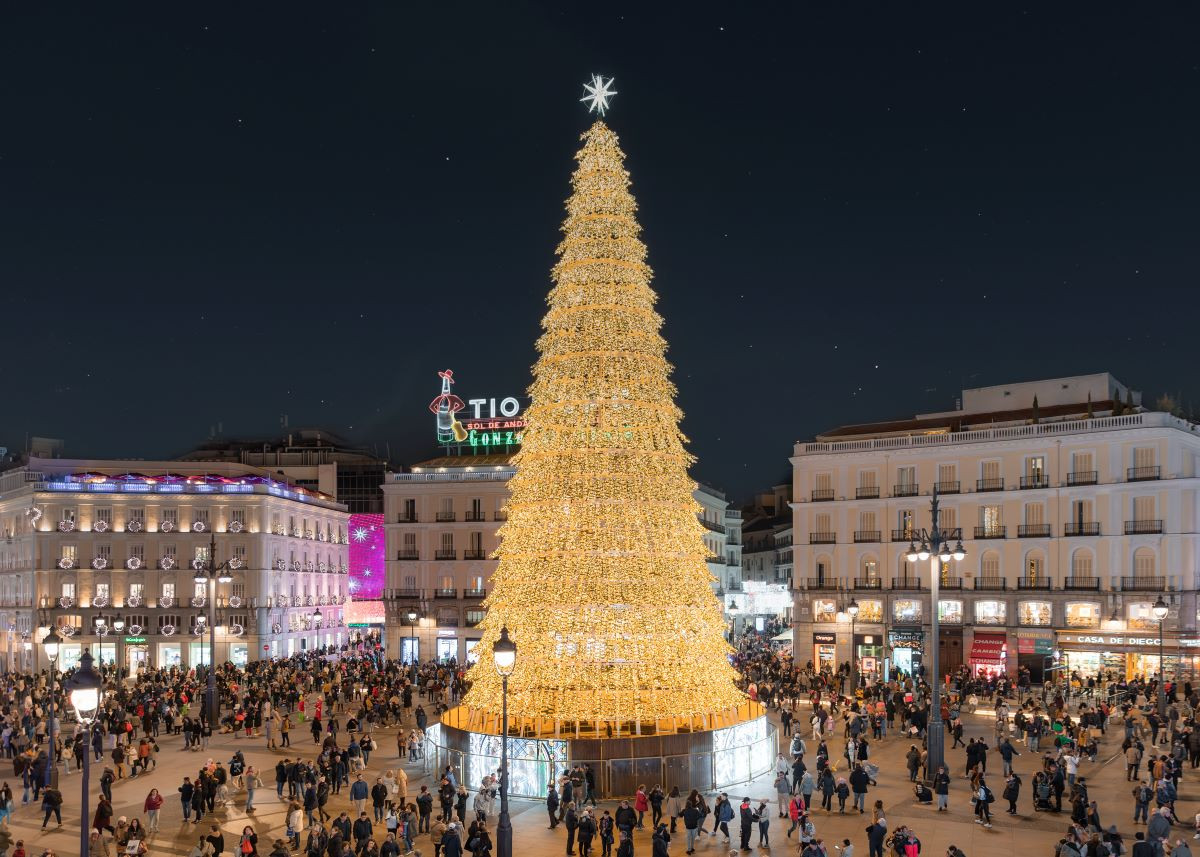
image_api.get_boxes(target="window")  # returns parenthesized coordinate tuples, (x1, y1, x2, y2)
(230, 509, 246, 527)
(1133, 496, 1156, 521)
(940, 507, 956, 530)
(129, 583, 145, 601)
(439, 575, 453, 590)
(892, 600, 922, 623)
(1071, 551, 1093, 579)
(162, 508, 178, 529)
(938, 464, 957, 484)
(1134, 447, 1156, 468)
(980, 505, 1002, 529)
(897, 510, 914, 539)
(162, 583, 175, 600)
(814, 513, 831, 533)
(95, 583, 110, 602)
(1018, 600, 1052, 626)
(129, 544, 145, 563)
(97, 544, 112, 563)
(812, 599, 837, 623)
(96, 508, 113, 529)
(469, 498, 483, 520)
(1024, 504, 1045, 525)
(402, 499, 416, 521)
(466, 608, 486, 626)
(271, 512, 281, 533)
(981, 461, 1001, 480)
(856, 600, 882, 622)
(858, 511, 877, 531)
(403, 574, 417, 590)
(440, 498, 454, 519)
(233, 545, 247, 566)
(1026, 456, 1045, 480)
(1072, 452, 1093, 473)
(60, 544, 77, 564)
(974, 600, 1006, 625)
(861, 559, 878, 582)
(1134, 548, 1156, 579)
(815, 473, 833, 491)
(1065, 602, 1100, 628)
(1128, 601, 1163, 631)
(194, 546, 210, 566)
(194, 582, 207, 600)
(1070, 499, 1093, 524)
(1026, 555, 1044, 582)
(470, 575, 484, 591)
(61, 507, 77, 525)
(194, 509, 210, 527)
(858, 471, 877, 489)
(403, 533, 416, 551)
(61, 582, 76, 598)
(938, 600, 963, 623)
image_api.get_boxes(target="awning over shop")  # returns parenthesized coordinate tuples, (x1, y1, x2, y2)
(969, 633, 1007, 665)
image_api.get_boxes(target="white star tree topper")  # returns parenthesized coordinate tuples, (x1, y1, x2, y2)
(580, 74, 617, 116)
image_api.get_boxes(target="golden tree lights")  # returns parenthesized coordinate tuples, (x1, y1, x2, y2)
(460, 121, 745, 736)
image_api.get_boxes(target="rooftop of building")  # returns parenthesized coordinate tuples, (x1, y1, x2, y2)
(179, 429, 387, 465)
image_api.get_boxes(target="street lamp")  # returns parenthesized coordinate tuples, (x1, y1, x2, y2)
(42, 628, 61, 790)
(1153, 596, 1169, 719)
(492, 626, 517, 857)
(405, 609, 419, 665)
(904, 488, 966, 782)
(67, 649, 104, 857)
(112, 615, 125, 680)
(194, 531, 237, 726)
(846, 598, 860, 697)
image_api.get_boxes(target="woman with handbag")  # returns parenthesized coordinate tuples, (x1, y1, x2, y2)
(239, 825, 259, 857)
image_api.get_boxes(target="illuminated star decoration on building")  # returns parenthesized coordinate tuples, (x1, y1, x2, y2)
(347, 513, 385, 599)
(580, 74, 617, 116)
(352, 526, 369, 543)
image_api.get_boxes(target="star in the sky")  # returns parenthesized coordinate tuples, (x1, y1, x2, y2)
(580, 74, 617, 116)
(352, 527, 369, 543)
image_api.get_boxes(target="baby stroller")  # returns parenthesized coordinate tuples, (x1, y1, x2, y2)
(1034, 779, 1054, 812)
(862, 762, 880, 786)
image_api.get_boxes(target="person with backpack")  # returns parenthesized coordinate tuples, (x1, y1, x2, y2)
(973, 777, 994, 828)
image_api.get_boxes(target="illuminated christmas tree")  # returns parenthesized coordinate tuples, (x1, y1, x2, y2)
(461, 117, 745, 736)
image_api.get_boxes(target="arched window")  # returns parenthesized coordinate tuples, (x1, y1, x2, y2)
(1134, 547, 1157, 580)
(980, 550, 1001, 581)
(1071, 549, 1094, 581)
(897, 553, 918, 585)
(860, 555, 879, 583)
(1025, 550, 1046, 584)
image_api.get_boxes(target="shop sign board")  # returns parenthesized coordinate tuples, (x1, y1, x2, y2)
(813, 632, 836, 645)
(1057, 632, 1169, 648)
(888, 628, 924, 649)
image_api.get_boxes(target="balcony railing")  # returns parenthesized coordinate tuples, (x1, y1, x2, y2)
(397, 514, 418, 523)
(1067, 471, 1098, 486)
(1124, 520, 1163, 535)
(435, 549, 457, 560)
(464, 513, 486, 522)
(493, 511, 508, 522)
(974, 578, 1007, 591)
(811, 488, 835, 502)
(706, 556, 727, 565)
(976, 478, 1005, 492)
(1064, 576, 1100, 591)
(891, 529, 916, 542)
(463, 588, 487, 598)
(1064, 522, 1101, 537)
(935, 481, 961, 494)
(435, 512, 456, 522)
(856, 486, 880, 499)
(805, 578, 839, 590)
(1017, 577, 1052, 590)
(891, 577, 923, 590)
(463, 550, 488, 560)
(699, 517, 727, 534)
(809, 532, 837, 544)
(853, 530, 881, 543)
(1018, 523, 1052, 538)
(853, 578, 882, 589)
(893, 484, 919, 497)
(1121, 576, 1167, 591)
(1020, 475, 1049, 489)
(938, 576, 964, 590)
(434, 588, 458, 599)
(396, 550, 419, 561)
(1128, 466, 1161, 482)
(973, 525, 1007, 539)
(390, 588, 420, 599)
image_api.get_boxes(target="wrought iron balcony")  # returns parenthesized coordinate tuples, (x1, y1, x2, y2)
(935, 481, 961, 494)
(973, 525, 1007, 539)
(390, 588, 420, 599)
(1120, 576, 1167, 591)
(434, 588, 458, 599)
(396, 550, 419, 561)
(463, 588, 487, 598)
(891, 577, 923, 590)
(1064, 576, 1100, 591)
(1018, 523, 1051, 538)
(434, 549, 457, 561)
(699, 516, 727, 533)
(853, 530, 881, 543)
(811, 488, 835, 502)
(1017, 577, 1052, 590)
(1064, 522, 1101, 537)
(464, 513, 486, 522)
(435, 512, 457, 522)
(805, 578, 840, 590)
(1020, 476, 1049, 489)
(973, 578, 1007, 591)
(853, 578, 882, 589)
(1128, 466, 1161, 482)
(976, 478, 1005, 492)
(856, 486, 880, 499)
(938, 576, 964, 590)
(893, 484, 919, 498)
(809, 532, 837, 544)
(891, 529, 916, 542)
(397, 513, 418, 523)
(1124, 520, 1163, 535)
(463, 550, 488, 560)
(1067, 471, 1098, 486)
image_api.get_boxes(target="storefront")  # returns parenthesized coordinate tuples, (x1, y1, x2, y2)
(888, 628, 923, 679)
(1016, 630, 1056, 682)
(968, 632, 1008, 679)
(854, 632, 885, 685)
(1056, 632, 1199, 683)
(813, 632, 837, 672)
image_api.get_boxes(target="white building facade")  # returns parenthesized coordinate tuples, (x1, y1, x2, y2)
(791, 374, 1200, 686)
(0, 458, 351, 674)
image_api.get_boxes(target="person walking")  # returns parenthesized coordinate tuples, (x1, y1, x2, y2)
(933, 765, 951, 812)
(144, 788, 163, 832)
(974, 777, 994, 828)
(738, 797, 754, 852)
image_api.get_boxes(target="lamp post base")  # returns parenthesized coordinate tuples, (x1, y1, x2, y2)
(925, 719, 945, 784)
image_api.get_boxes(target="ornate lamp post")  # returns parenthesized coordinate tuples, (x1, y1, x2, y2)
(194, 531, 235, 726)
(42, 628, 61, 789)
(1153, 596, 1169, 718)
(904, 488, 965, 782)
(492, 626, 517, 857)
(112, 614, 126, 680)
(67, 649, 104, 857)
(406, 609, 419, 665)
(846, 598, 860, 696)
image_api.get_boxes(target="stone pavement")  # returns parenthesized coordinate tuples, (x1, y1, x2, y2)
(5, 698, 1196, 857)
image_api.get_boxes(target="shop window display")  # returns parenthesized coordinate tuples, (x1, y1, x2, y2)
(974, 600, 1006, 625)
(813, 599, 838, 623)
(1065, 602, 1101, 628)
(1018, 600, 1053, 626)
(893, 599, 922, 623)
(855, 599, 883, 623)
(1127, 601, 1160, 631)
(938, 600, 963, 623)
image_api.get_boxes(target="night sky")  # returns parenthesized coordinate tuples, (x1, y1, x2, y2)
(3, 5, 1197, 499)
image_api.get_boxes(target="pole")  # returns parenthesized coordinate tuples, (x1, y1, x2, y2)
(80, 724, 91, 857)
(45, 669, 55, 789)
(207, 531, 219, 727)
(925, 492, 944, 784)
(850, 613, 857, 697)
(498, 674, 511, 857)
(1158, 622, 1166, 720)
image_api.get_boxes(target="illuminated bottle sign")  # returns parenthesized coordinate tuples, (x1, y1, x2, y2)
(431, 370, 526, 451)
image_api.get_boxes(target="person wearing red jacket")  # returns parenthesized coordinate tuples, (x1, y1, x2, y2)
(144, 788, 164, 832)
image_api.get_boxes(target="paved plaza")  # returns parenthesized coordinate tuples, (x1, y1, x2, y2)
(7, 700, 1193, 857)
